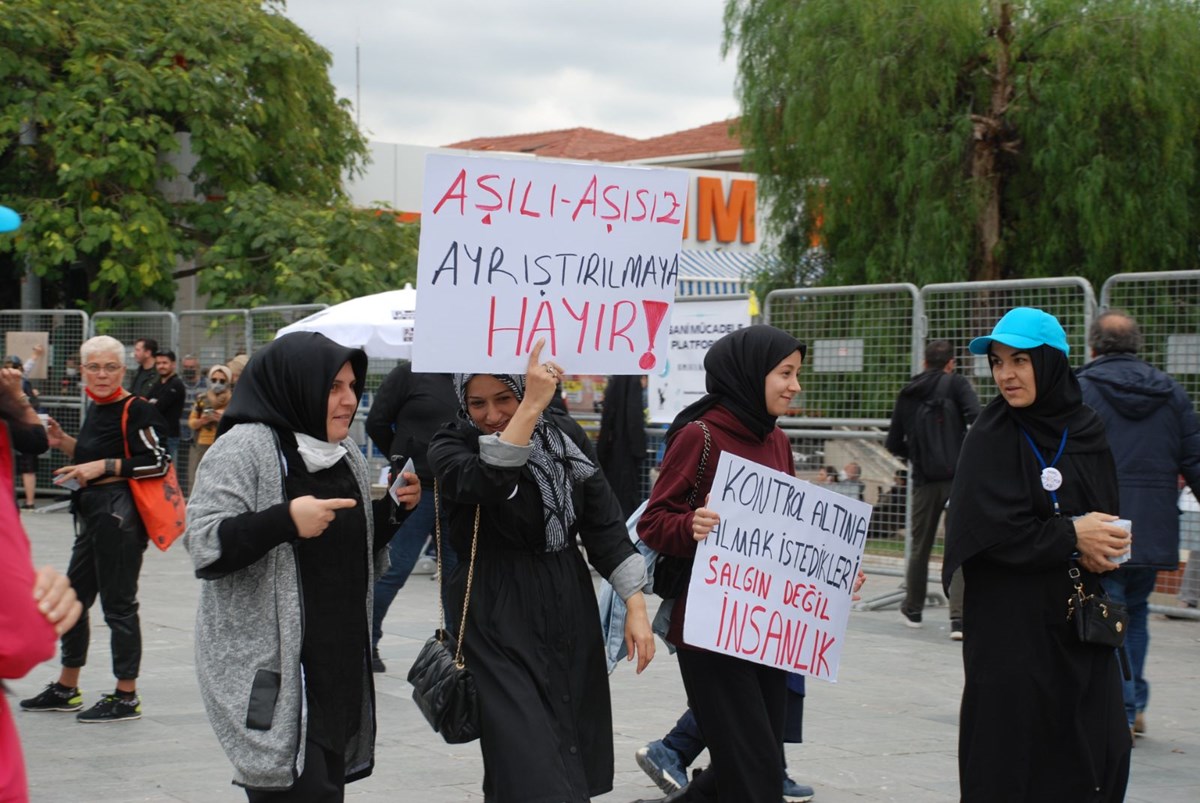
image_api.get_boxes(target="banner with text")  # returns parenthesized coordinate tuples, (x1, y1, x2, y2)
(682, 452, 871, 682)
(412, 154, 689, 374)
(647, 297, 750, 424)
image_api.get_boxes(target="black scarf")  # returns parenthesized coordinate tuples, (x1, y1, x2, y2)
(218, 332, 367, 439)
(943, 345, 1116, 585)
(665, 324, 807, 443)
(453, 373, 596, 551)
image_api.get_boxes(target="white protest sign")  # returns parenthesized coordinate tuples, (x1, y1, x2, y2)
(682, 451, 871, 682)
(647, 297, 750, 424)
(412, 154, 689, 374)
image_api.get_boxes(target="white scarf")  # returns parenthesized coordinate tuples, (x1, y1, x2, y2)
(294, 432, 346, 472)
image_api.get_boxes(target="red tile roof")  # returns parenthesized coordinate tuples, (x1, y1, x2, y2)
(440, 119, 745, 163)
(441, 127, 637, 159)
(585, 119, 743, 162)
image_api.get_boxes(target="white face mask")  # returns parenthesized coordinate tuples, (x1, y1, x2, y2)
(209, 381, 227, 393)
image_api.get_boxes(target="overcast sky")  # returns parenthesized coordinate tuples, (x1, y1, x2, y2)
(281, 0, 740, 147)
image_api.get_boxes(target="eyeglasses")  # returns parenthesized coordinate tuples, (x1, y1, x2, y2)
(82, 363, 123, 375)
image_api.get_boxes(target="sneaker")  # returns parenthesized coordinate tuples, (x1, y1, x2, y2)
(900, 605, 922, 628)
(950, 619, 964, 641)
(19, 682, 83, 712)
(372, 647, 386, 673)
(76, 693, 141, 723)
(783, 775, 816, 802)
(635, 740, 689, 793)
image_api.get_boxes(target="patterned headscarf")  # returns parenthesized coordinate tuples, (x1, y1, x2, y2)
(454, 373, 595, 551)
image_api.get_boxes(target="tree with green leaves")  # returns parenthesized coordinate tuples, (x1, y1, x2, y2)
(0, 0, 417, 311)
(725, 0, 1200, 291)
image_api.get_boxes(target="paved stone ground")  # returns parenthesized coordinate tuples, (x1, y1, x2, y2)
(12, 507, 1200, 802)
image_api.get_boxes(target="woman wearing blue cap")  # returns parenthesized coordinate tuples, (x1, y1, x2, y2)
(943, 307, 1131, 801)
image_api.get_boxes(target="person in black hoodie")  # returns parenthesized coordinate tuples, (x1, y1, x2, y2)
(596, 375, 648, 519)
(886, 339, 980, 635)
(1076, 310, 1200, 739)
(944, 307, 1131, 802)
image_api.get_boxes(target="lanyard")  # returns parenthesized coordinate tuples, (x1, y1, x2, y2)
(1020, 426, 1068, 515)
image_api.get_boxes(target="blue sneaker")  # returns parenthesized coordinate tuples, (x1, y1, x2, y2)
(635, 740, 688, 793)
(783, 775, 815, 802)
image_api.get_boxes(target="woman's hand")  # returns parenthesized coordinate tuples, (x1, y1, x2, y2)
(33, 566, 83, 636)
(692, 496, 720, 541)
(1073, 512, 1131, 574)
(522, 338, 563, 413)
(45, 416, 66, 448)
(289, 495, 358, 538)
(623, 592, 656, 674)
(53, 460, 107, 488)
(852, 567, 867, 601)
(393, 474, 421, 510)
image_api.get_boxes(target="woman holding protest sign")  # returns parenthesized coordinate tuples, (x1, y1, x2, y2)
(636, 324, 865, 803)
(427, 339, 655, 803)
(942, 307, 1130, 802)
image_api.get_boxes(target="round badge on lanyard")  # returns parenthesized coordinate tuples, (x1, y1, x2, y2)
(1040, 466, 1063, 492)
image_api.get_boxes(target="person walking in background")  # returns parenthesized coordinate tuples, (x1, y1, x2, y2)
(127, 338, 158, 398)
(1076, 310, 1200, 739)
(596, 375, 648, 519)
(886, 339, 980, 637)
(186, 364, 231, 493)
(145, 349, 186, 466)
(184, 332, 417, 799)
(177, 354, 206, 492)
(635, 325, 837, 803)
(944, 307, 1131, 802)
(8, 354, 44, 510)
(21, 336, 170, 723)
(363, 360, 459, 673)
(428, 342, 654, 802)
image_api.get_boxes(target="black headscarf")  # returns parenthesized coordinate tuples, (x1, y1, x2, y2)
(943, 343, 1116, 587)
(665, 324, 807, 443)
(452, 372, 596, 551)
(218, 332, 367, 440)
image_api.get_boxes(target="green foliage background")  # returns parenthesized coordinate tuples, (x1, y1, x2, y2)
(0, 0, 418, 311)
(726, 0, 1200, 293)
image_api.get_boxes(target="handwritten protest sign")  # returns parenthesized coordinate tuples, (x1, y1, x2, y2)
(412, 154, 688, 374)
(647, 297, 749, 423)
(682, 452, 871, 682)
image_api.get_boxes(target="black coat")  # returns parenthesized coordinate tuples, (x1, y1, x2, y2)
(427, 410, 638, 802)
(944, 355, 1129, 803)
(1077, 354, 1200, 568)
(885, 368, 980, 486)
(364, 363, 457, 484)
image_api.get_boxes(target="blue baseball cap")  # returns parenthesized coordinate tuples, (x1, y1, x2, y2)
(968, 307, 1070, 356)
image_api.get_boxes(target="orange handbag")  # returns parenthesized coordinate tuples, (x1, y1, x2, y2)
(121, 398, 187, 551)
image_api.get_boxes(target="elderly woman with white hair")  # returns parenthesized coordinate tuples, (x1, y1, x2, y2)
(20, 335, 170, 723)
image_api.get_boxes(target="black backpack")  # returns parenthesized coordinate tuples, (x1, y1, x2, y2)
(911, 373, 965, 481)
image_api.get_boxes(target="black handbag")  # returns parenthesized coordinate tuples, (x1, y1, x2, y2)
(652, 420, 711, 600)
(407, 487, 481, 744)
(1066, 563, 1128, 649)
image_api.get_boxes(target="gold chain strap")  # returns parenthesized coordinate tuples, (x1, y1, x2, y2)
(433, 480, 479, 668)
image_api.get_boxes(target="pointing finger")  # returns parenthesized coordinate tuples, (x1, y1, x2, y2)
(318, 498, 358, 509)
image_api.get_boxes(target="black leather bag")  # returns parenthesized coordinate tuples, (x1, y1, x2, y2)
(651, 421, 712, 600)
(1066, 564, 1128, 649)
(408, 628, 480, 744)
(407, 490, 481, 744)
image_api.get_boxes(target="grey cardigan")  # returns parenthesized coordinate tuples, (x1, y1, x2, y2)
(184, 423, 385, 790)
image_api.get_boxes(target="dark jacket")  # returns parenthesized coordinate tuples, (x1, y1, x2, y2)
(885, 369, 981, 486)
(1077, 354, 1200, 569)
(364, 363, 457, 484)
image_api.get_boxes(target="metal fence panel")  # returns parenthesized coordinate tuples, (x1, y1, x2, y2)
(2, 309, 89, 500)
(178, 310, 250, 373)
(89, 311, 178, 367)
(919, 277, 1097, 405)
(247, 305, 327, 354)
(764, 283, 921, 423)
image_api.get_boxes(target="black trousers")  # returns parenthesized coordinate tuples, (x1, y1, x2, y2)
(61, 483, 148, 679)
(678, 647, 787, 803)
(246, 738, 345, 803)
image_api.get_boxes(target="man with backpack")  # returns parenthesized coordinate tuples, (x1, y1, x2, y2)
(886, 340, 980, 637)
